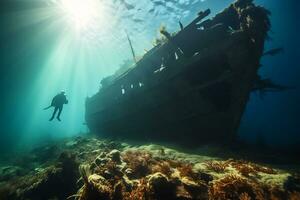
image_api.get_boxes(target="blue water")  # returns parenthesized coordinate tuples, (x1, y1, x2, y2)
(0, 0, 299, 151)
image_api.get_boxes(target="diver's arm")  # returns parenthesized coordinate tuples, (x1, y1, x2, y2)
(64, 96, 69, 104)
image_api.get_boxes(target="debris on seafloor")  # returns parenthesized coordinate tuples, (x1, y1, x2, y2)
(0, 136, 299, 200)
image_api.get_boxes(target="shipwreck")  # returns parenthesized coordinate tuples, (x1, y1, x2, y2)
(85, 0, 272, 145)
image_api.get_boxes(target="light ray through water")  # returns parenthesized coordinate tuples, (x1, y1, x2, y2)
(5, 0, 219, 148)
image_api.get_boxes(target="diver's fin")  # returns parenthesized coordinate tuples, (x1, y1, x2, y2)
(43, 105, 52, 110)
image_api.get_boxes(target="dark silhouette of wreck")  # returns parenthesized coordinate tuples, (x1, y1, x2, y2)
(85, 0, 272, 145)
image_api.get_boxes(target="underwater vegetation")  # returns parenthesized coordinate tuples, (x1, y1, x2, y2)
(0, 136, 299, 200)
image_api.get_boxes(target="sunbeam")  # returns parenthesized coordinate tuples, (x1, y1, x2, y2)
(58, 0, 103, 31)
(2, 0, 212, 148)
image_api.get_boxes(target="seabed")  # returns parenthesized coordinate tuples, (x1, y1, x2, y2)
(0, 136, 299, 200)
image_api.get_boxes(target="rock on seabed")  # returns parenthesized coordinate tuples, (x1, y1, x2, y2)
(0, 136, 299, 200)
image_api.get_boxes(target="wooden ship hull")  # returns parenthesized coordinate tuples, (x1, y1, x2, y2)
(85, 0, 271, 145)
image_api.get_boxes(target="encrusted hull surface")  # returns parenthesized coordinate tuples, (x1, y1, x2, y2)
(85, 0, 271, 145)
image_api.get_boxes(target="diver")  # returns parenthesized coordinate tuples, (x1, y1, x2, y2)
(44, 91, 68, 121)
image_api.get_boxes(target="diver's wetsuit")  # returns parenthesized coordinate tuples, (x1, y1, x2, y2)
(49, 93, 68, 121)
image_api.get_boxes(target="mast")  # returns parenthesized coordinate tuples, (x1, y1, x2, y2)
(125, 31, 137, 64)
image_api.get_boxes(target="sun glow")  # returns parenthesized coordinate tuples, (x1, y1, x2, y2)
(59, 0, 103, 30)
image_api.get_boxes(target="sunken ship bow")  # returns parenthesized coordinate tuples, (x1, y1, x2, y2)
(85, 0, 271, 144)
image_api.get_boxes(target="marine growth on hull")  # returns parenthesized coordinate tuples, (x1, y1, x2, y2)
(0, 136, 299, 200)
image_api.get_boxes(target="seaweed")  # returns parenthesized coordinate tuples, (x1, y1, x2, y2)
(239, 192, 252, 200)
(124, 178, 150, 200)
(204, 160, 229, 173)
(177, 163, 199, 180)
(228, 160, 277, 177)
(151, 161, 172, 177)
(2, 138, 297, 200)
(122, 151, 153, 179)
(209, 174, 265, 200)
(79, 164, 91, 185)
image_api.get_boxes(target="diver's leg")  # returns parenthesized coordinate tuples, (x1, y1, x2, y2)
(49, 107, 58, 121)
(57, 106, 63, 121)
